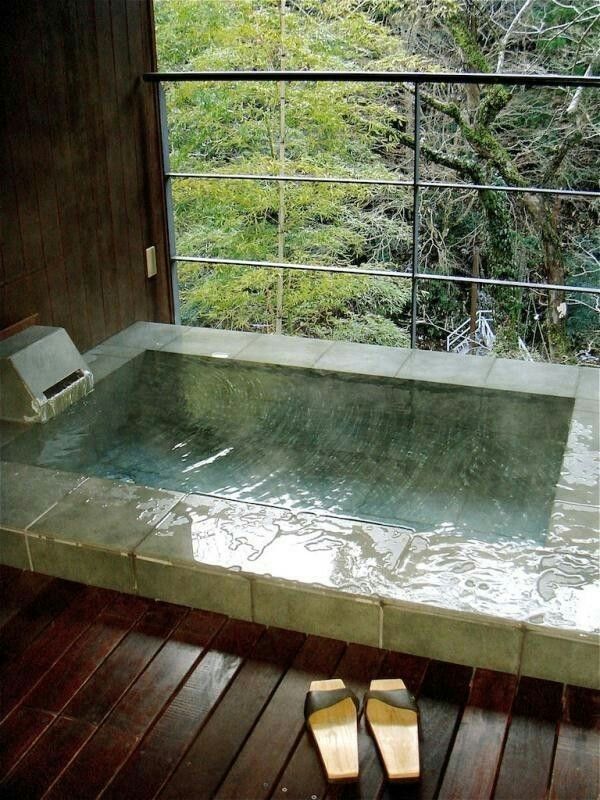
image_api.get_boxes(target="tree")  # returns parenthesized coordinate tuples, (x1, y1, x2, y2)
(154, 0, 599, 361)
(380, 0, 599, 355)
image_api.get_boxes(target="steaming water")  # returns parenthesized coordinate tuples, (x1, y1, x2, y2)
(5, 350, 572, 542)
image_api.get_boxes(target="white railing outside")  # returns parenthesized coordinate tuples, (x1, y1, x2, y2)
(446, 310, 496, 355)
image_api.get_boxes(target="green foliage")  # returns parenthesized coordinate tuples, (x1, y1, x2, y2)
(154, 0, 599, 362)
(155, 0, 414, 342)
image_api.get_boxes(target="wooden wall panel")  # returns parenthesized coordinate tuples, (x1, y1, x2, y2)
(0, 0, 172, 352)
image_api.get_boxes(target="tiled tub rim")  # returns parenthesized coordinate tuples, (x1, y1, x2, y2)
(2, 516, 599, 686)
(87, 320, 589, 397)
(0, 463, 571, 632)
(1, 323, 598, 686)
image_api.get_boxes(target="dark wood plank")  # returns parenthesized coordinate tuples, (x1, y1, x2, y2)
(62, 601, 187, 725)
(159, 626, 306, 800)
(0, 571, 52, 630)
(0, 706, 54, 780)
(75, 0, 121, 339)
(61, 0, 105, 345)
(0, 586, 115, 720)
(494, 676, 563, 800)
(0, 314, 40, 341)
(34, 0, 91, 346)
(381, 660, 474, 800)
(44, 609, 227, 800)
(94, 0, 134, 335)
(0, 565, 20, 588)
(437, 668, 517, 800)
(137, 0, 173, 324)
(21, 4, 72, 333)
(0, 579, 84, 671)
(1, 14, 45, 284)
(102, 619, 265, 800)
(215, 634, 346, 800)
(23, 594, 150, 714)
(0, 93, 26, 295)
(279, 643, 387, 800)
(111, 0, 150, 324)
(0, 715, 94, 799)
(549, 685, 600, 800)
(334, 650, 430, 800)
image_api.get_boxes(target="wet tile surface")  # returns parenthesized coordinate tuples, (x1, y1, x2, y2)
(252, 578, 380, 646)
(521, 627, 600, 688)
(234, 333, 334, 367)
(134, 491, 600, 633)
(135, 558, 252, 620)
(314, 340, 411, 377)
(1, 323, 597, 646)
(396, 348, 495, 387)
(29, 477, 183, 551)
(97, 321, 185, 351)
(576, 367, 600, 401)
(28, 537, 134, 592)
(382, 604, 523, 673)
(554, 411, 600, 507)
(161, 327, 261, 358)
(0, 527, 30, 569)
(485, 358, 579, 397)
(0, 462, 86, 529)
(86, 353, 133, 383)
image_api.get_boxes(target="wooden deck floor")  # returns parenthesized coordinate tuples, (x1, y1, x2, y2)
(0, 568, 597, 800)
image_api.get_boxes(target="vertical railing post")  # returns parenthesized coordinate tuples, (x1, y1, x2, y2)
(410, 81, 421, 349)
(158, 83, 181, 324)
(275, 0, 286, 335)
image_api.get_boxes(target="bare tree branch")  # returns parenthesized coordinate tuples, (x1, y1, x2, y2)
(496, 0, 537, 72)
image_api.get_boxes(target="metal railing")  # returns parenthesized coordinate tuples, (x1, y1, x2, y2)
(143, 70, 600, 346)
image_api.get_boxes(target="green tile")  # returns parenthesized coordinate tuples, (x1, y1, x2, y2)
(521, 628, 600, 689)
(28, 536, 134, 592)
(86, 344, 144, 359)
(313, 341, 411, 378)
(0, 527, 30, 569)
(485, 358, 578, 397)
(382, 604, 522, 673)
(161, 327, 260, 358)
(547, 501, 600, 547)
(99, 322, 185, 351)
(135, 493, 291, 571)
(0, 462, 86, 529)
(252, 579, 380, 646)
(30, 477, 183, 551)
(396, 349, 494, 387)
(234, 334, 334, 368)
(135, 557, 252, 620)
(576, 368, 599, 402)
(86, 353, 132, 383)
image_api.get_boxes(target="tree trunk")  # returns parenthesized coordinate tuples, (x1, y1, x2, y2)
(522, 194, 568, 357)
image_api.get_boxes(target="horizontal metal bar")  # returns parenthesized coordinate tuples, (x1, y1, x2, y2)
(167, 171, 600, 199)
(417, 272, 600, 294)
(144, 70, 600, 88)
(174, 255, 413, 280)
(168, 171, 413, 188)
(172, 255, 600, 295)
(421, 180, 600, 199)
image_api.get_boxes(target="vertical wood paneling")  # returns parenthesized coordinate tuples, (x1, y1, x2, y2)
(0, 1, 172, 352)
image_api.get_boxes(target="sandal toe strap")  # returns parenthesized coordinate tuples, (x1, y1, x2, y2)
(304, 688, 360, 720)
(364, 688, 418, 714)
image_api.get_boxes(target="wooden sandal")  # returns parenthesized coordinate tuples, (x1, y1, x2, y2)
(365, 678, 420, 782)
(304, 679, 360, 782)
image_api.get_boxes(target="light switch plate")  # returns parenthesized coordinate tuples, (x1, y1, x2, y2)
(145, 246, 157, 278)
